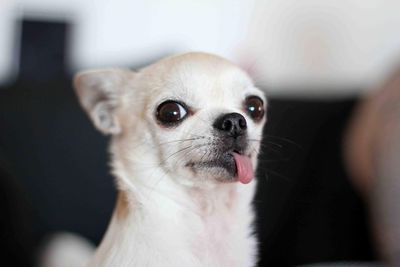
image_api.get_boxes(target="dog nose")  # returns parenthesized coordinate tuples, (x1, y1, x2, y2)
(213, 113, 247, 137)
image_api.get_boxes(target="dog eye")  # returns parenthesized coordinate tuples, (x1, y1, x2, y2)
(244, 96, 265, 122)
(156, 101, 188, 125)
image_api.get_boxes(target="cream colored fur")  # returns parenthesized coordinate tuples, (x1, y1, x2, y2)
(73, 52, 267, 267)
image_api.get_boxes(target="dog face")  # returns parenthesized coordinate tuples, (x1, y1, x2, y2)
(74, 53, 266, 187)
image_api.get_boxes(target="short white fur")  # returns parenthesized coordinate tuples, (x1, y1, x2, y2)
(73, 52, 267, 267)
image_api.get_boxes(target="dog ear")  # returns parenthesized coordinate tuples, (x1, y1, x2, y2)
(73, 69, 133, 135)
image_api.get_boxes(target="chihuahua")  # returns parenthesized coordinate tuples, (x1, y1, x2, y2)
(73, 52, 267, 267)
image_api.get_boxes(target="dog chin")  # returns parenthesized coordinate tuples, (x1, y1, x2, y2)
(185, 153, 238, 183)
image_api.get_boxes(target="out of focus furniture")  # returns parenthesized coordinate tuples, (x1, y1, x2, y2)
(0, 82, 377, 266)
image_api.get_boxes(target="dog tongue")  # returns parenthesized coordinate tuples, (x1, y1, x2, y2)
(233, 152, 254, 184)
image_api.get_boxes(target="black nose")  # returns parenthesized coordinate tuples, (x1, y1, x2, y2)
(213, 112, 247, 137)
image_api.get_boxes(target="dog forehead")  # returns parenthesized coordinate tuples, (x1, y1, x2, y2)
(177, 66, 249, 99)
(143, 53, 253, 105)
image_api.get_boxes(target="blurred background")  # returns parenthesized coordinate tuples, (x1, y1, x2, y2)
(1, 0, 400, 90)
(1, 0, 400, 266)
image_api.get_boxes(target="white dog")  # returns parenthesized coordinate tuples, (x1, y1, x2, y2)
(73, 52, 267, 267)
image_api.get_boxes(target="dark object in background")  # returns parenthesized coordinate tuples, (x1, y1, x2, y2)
(255, 98, 378, 266)
(0, 19, 114, 257)
(0, 155, 35, 267)
(18, 19, 70, 82)
(0, 82, 378, 266)
(0, 80, 115, 250)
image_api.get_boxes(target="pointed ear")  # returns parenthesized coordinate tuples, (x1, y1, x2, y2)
(73, 69, 133, 135)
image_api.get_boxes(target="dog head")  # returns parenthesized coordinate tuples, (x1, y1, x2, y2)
(74, 52, 266, 188)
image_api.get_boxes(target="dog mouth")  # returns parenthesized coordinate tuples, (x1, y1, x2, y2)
(186, 151, 254, 184)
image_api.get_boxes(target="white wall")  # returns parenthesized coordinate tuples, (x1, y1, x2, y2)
(1, 0, 400, 94)
(244, 0, 400, 93)
(0, 0, 254, 80)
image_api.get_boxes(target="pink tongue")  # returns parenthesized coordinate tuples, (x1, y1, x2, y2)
(233, 153, 254, 184)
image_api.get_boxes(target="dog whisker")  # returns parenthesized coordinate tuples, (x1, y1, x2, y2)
(163, 145, 196, 163)
(264, 134, 302, 148)
(160, 142, 214, 167)
(256, 142, 286, 155)
(257, 158, 291, 163)
(249, 138, 284, 150)
(158, 136, 205, 146)
(199, 146, 212, 163)
(248, 138, 262, 142)
(129, 134, 208, 151)
(263, 140, 283, 148)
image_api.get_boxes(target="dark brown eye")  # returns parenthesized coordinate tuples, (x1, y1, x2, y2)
(156, 101, 188, 126)
(244, 96, 265, 122)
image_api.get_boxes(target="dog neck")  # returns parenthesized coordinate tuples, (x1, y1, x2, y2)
(88, 155, 256, 267)
(113, 164, 248, 222)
